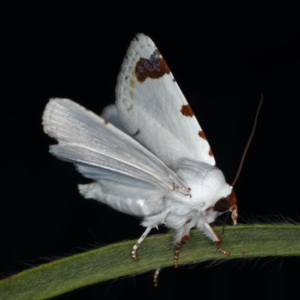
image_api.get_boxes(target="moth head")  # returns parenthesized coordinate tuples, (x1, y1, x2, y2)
(213, 190, 238, 225)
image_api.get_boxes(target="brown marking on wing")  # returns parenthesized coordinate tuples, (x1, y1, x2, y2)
(132, 129, 140, 136)
(135, 50, 170, 83)
(130, 79, 135, 88)
(103, 119, 109, 125)
(128, 103, 133, 111)
(180, 105, 194, 117)
(198, 130, 207, 140)
(129, 90, 134, 99)
(208, 148, 213, 156)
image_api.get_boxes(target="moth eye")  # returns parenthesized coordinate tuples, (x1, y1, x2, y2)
(214, 198, 229, 213)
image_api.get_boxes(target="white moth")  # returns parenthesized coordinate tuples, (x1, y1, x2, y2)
(42, 33, 238, 270)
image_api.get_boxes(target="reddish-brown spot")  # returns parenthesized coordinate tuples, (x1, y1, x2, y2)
(198, 130, 207, 140)
(133, 257, 138, 261)
(180, 105, 194, 117)
(103, 119, 109, 125)
(173, 77, 176, 82)
(182, 234, 189, 242)
(177, 234, 189, 246)
(136, 243, 140, 247)
(135, 50, 170, 82)
(208, 148, 213, 156)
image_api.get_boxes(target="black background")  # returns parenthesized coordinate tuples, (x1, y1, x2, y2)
(1, 7, 299, 300)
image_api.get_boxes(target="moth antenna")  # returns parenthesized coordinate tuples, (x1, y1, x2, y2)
(231, 94, 263, 186)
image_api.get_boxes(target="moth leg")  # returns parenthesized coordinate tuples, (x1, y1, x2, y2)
(229, 190, 238, 225)
(174, 220, 192, 268)
(231, 205, 238, 225)
(202, 222, 230, 256)
(153, 268, 161, 287)
(131, 226, 152, 261)
(174, 234, 189, 268)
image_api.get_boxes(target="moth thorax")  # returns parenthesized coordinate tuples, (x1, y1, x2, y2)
(172, 160, 232, 206)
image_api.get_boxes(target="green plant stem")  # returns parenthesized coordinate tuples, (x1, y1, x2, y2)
(1, 224, 299, 299)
